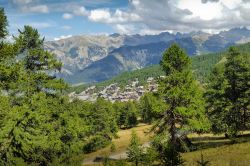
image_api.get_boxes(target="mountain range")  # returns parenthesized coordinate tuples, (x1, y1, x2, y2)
(44, 27, 250, 84)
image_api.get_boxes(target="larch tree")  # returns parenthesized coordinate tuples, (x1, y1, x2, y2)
(0, 25, 69, 165)
(206, 47, 250, 137)
(153, 44, 209, 165)
(13, 25, 67, 97)
(127, 130, 144, 166)
(0, 7, 8, 39)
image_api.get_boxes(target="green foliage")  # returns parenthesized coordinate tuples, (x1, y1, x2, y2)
(0, 14, 119, 164)
(142, 147, 158, 166)
(1, 22, 74, 164)
(206, 46, 250, 136)
(13, 26, 67, 97)
(14, 25, 44, 52)
(156, 44, 210, 134)
(114, 159, 128, 166)
(70, 98, 118, 153)
(152, 44, 210, 165)
(139, 93, 166, 123)
(0, 7, 8, 39)
(205, 64, 228, 134)
(114, 101, 138, 129)
(127, 130, 144, 166)
(110, 142, 116, 152)
(151, 133, 184, 166)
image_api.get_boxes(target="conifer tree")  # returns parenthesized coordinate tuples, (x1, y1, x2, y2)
(206, 47, 250, 136)
(0, 8, 19, 91)
(224, 47, 250, 134)
(14, 26, 66, 97)
(127, 130, 144, 166)
(139, 93, 165, 123)
(205, 64, 228, 134)
(153, 44, 209, 165)
(0, 24, 70, 165)
(0, 7, 8, 39)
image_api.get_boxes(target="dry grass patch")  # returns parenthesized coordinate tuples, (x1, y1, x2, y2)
(83, 124, 152, 165)
(182, 142, 250, 166)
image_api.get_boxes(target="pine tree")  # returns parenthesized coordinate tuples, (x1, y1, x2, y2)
(0, 8, 19, 91)
(206, 47, 250, 137)
(0, 7, 8, 39)
(13, 26, 67, 97)
(153, 44, 209, 165)
(127, 130, 144, 166)
(0, 24, 70, 164)
(224, 47, 250, 134)
(205, 64, 229, 134)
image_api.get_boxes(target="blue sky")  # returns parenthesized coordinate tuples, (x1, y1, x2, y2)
(1, 0, 250, 41)
(1, 0, 129, 40)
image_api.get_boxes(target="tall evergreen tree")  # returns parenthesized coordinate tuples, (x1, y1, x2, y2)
(127, 130, 144, 166)
(0, 24, 69, 165)
(0, 7, 8, 39)
(205, 64, 228, 134)
(0, 8, 19, 91)
(14, 26, 66, 97)
(224, 47, 250, 133)
(153, 44, 209, 165)
(206, 47, 250, 136)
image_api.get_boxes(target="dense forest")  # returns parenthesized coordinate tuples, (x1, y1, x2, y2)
(0, 7, 250, 166)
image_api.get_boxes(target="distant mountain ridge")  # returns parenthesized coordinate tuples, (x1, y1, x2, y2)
(45, 27, 250, 84)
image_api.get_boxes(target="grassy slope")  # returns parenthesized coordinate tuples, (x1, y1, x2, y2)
(83, 124, 152, 165)
(82, 124, 250, 166)
(183, 142, 250, 166)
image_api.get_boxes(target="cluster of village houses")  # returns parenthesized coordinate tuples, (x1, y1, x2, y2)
(69, 77, 159, 102)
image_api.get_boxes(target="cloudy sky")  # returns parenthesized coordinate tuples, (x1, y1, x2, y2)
(1, 0, 250, 40)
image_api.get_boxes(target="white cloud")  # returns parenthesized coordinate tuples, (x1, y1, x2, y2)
(114, 24, 136, 34)
(62, 13, 73, 20)
(88, 9, 141, 24)
(54, 35, 72, 41)
(101, 0, 250, 34)
(9, 0, 250, 34)
(88, 9, 111, 22)
(178, 0, 223, 20)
